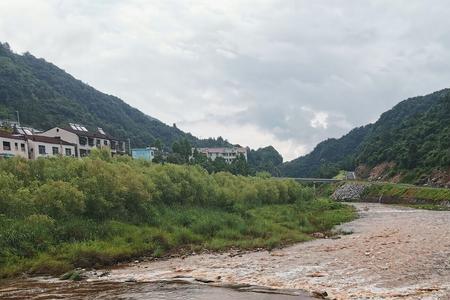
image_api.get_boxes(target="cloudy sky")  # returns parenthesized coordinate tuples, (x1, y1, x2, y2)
(1, 1, 450, 160)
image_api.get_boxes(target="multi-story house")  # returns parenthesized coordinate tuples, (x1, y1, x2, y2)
(27, 135, 76, 159)
(40, 124, 127, 157)
(0, 131, 28, 159)
(194, 147, 247, 164)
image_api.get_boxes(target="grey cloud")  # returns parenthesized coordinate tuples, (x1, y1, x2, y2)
(2, 1, 450, 160)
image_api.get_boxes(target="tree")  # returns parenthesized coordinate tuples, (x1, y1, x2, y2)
(153, 139, 163, 151)
(172, 138, 192, 162)
(229, 154, 250, 176)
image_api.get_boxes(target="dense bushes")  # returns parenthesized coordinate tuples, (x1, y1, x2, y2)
(0, 155, 355, 278)
(0, 156, 306, 221)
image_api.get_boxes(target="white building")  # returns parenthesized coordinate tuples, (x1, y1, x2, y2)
(40, 124, 126, 158)
(27, 135, 76, 159)
(194, 147, 247, 164)
(131, 147, 157, 161)
(0, 131, 28, 159)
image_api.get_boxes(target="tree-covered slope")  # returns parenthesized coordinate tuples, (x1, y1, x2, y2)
(357, 89, 450, 172)
(281, 88, 450, 181)
(247, 146, 283, 175)
(0, 42, 224, 148)
(280, 125, 372, 178)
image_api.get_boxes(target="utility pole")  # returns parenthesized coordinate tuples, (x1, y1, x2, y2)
(15, 111, 20, 126)
(128, 138, 131, 156)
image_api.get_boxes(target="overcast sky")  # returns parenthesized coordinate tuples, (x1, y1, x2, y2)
(1, 1, 450, 160)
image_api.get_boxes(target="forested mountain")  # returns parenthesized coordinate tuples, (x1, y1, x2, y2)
(247, 146, 283, 175)
(280, 125, 372, 178)
(357, 89, 450, 175)
(281, 89, 450, 183)
(0, 42, 228, 149)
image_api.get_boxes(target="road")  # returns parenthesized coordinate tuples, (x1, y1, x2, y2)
(93, 203, 450, 299)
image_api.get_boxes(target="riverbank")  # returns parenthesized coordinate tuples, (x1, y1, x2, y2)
(332, 182, 450, 209)
(0, 156, 356, 279)
(86, 203, 450, 299)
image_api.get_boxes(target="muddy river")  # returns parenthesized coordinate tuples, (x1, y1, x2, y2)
(0, 279, 311, 300)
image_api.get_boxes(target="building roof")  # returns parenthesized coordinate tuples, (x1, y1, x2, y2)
(61, 127, 122, 141)
(28, 135, 75, 146)
(0, 130, 26, 140)
(196, 147, 247, 153)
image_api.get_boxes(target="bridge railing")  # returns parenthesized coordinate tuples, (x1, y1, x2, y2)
(276, 177, 343, 183)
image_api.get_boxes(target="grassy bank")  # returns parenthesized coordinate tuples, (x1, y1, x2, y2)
(0, 154, 356, 278)
(364, 183, 450, 203)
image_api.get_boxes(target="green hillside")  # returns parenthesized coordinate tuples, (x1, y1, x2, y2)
(0, 42, 226, 149)
(280, 125, 372, 178)
(357, 89, 450, 171)
(281, 89, 450, 183)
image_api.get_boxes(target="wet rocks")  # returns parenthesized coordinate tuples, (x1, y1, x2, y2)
(59, 269, 87, 281)
(312, 290, 328, 299)
(331, 183, 369, 201)
(311, 232, 326, 239)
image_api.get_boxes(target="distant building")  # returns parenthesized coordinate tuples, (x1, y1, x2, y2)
(0, 131, 28, 159)
(0, 130, 75, 160)
(132, 147, 156, 161)
(27, 136, 76, 159)
(40, 124, 127, 158)
(194, 147, 247, 164)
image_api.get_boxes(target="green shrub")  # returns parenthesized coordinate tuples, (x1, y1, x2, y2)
(33, 181, 85, 219)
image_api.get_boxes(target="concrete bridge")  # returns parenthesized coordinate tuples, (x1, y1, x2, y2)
(279, 177, 343, 183)
(279, 172, 356, 183)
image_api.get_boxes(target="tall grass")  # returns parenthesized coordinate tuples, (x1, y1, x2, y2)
(365, 183, 450, 202)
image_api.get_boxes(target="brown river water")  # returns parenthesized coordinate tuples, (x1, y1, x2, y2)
(0, 278, 311, 300)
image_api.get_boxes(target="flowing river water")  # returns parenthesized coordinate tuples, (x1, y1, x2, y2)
(0, 278, 311, 300)
(1, 203, 449, 299)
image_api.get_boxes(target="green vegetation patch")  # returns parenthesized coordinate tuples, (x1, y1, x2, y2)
(365, 183, 450, 202)
(0, 156, 356, 278)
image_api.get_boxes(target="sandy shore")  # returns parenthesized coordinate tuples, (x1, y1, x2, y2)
(94, 203, 450, 299)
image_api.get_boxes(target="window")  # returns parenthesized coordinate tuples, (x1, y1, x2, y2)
(38, 145, 46, 155)
(14, 143, 18, 150)
(21, 143, 25, 152)
(104, 140, 108, 146)
(3, 141, 11, 151)
(96, 139, 101, 146)
(65, 148, 72, 156)
(79, 136, 87, 145)
(88, 138, 94, 147)
(52, 147, 59, 155)
(80, 149, 88, 157)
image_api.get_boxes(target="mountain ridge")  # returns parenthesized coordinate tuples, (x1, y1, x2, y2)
(281, 88, 450, 185)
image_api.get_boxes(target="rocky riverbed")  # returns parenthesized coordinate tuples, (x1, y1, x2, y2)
(88, 203, 450, 299)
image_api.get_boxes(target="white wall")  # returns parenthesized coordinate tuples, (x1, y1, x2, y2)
(0, 137, 28, 158)
(28, 140, 76, 160)
(41, 127, 125, 157)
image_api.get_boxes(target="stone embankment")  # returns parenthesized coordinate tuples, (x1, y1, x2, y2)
(331, 183, 369, 201)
